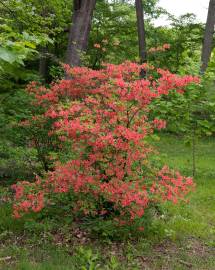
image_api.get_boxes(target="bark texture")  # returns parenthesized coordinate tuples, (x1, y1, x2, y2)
(201, 0, 215, 74)
(66, 0, 96, 67)
(135, 0, 147, 64)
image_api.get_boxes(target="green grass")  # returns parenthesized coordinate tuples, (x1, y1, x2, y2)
(0, 135, 215, 270)
(155, 135, 215, 241)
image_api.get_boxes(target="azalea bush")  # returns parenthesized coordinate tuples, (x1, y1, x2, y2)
(12, 62, 199, 230)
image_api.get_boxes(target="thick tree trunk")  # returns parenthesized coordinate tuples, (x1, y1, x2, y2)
(201, 0, 215, 74)
(65, 0, 96, 67)
(135, 0, 147, 78)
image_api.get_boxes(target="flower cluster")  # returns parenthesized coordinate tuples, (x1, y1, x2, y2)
(148, 43, 171, 53)
(12, 179, 44, 218)
(12, 62, 199, 224)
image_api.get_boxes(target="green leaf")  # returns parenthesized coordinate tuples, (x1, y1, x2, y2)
(24, 41, 36, 49)
(0, 47, 16, 64)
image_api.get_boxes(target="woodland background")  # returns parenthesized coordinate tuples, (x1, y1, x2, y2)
(0, 0, 215, 269)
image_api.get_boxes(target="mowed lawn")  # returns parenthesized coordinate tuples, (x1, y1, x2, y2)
(0, 135, 214, 270)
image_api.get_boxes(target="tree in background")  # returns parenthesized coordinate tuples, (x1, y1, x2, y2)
(66, 0, 96, 67)
(135, 0, 147, 64)
(86, 0, 161, 69)
(148, 13, 203, 73)
(135, 0, 147, 78)
(0, 0, 72, 83)
(201, 0, 215, 74)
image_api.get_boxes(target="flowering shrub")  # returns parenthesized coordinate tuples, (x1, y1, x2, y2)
(12, 62, 199, 227)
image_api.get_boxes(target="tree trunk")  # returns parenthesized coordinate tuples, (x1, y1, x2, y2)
(201, 0, 215, 74)
(135, 0, 147, 78)
(39, 47, 48, 81)
(65, 0, 96, 67)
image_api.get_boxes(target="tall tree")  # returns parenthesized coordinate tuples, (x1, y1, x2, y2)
(135, 0, 147, 77)
(66, 0, 96, 67)
(201, 0, 215, 74)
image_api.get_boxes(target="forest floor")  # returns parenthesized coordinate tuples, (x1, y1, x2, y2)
(0, 135, 215, 270)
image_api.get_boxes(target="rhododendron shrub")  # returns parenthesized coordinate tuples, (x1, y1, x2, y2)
(12, 62, 199, 226)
